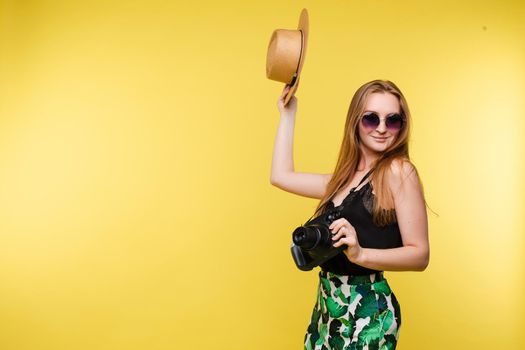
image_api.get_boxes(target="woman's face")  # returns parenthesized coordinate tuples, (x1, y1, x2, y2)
(357, 92, 403, 155)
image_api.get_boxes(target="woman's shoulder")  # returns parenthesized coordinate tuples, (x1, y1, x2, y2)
(388, 157, 416, 176)
(386, 157, 420, 189)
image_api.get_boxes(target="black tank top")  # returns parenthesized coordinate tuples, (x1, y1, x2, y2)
(320, 170, 403, 275)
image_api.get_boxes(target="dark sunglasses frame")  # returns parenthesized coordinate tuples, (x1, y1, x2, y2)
(360, 112, 405, 131)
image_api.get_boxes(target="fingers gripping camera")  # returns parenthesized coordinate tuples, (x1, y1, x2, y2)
(291, 206, 347, 271)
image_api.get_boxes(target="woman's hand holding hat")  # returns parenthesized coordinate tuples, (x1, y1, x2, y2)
(277, 84, 297, 116)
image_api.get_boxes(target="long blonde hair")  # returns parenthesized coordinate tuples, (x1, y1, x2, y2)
(313, 79, 414, 226)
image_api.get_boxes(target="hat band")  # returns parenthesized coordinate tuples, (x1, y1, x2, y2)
(288, 29, 304, 86)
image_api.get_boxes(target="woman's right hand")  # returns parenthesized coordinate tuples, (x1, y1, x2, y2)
(277, 84, 298, 116)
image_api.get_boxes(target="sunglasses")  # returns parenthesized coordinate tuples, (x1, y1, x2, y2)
(361, 112, 405, 131)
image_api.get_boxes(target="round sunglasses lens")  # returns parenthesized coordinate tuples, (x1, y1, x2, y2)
(386, 115, 403, 130)
(362, 114, 379, 129)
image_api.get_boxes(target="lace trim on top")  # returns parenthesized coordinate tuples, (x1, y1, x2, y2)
(329, 182, 374, 214)
(360, 182, 375, 214)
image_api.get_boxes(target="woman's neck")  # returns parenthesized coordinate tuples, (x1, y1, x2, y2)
(357, 149, 379, 172)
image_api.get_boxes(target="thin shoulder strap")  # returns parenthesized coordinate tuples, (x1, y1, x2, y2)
(356, 168, 374, 188)
(302, 168, 374, 225)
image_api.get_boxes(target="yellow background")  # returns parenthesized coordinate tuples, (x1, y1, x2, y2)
(1, 0, 524, 349)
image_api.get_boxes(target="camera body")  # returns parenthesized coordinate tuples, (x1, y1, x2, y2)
(291, 206, 346, 271)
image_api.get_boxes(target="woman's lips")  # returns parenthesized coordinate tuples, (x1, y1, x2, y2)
(372, 136, 388, 142)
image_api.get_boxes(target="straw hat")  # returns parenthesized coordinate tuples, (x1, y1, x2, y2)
(266, 8, 309, 106)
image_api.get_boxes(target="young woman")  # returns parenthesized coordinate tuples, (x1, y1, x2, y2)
(270, 80, 429, 349)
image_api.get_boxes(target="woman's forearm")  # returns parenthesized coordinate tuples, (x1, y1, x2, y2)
(270, 114, 296, 183)
(356, 245, 430, 272)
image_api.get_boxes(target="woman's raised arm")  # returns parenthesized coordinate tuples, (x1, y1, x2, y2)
(270, 85, 332, 199)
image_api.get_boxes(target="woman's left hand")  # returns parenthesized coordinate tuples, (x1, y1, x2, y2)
(329, 218, 363, 264)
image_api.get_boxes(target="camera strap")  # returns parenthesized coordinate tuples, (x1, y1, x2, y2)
(353, 168, 373, 191)
(303, 168, 375, 224)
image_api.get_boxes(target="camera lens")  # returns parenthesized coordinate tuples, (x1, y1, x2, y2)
(292, 226, 320, 250)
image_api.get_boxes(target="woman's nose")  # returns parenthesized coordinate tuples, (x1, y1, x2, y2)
(376, 120, 388, 133)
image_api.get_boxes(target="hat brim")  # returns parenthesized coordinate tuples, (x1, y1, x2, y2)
(284, 8, 309, 105)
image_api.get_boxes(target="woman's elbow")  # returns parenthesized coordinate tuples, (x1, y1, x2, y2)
(270, 176, 282, 188)
(416, 249, 430, 271)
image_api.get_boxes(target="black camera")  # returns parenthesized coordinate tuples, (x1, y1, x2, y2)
(291, 206, 346, 271)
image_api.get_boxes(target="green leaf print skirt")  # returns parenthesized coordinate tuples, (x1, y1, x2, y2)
(304, 270, 401, 350)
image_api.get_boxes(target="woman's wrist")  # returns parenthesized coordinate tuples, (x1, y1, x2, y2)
(279, 113, 296, 122)
(354, 247, 368, 266)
